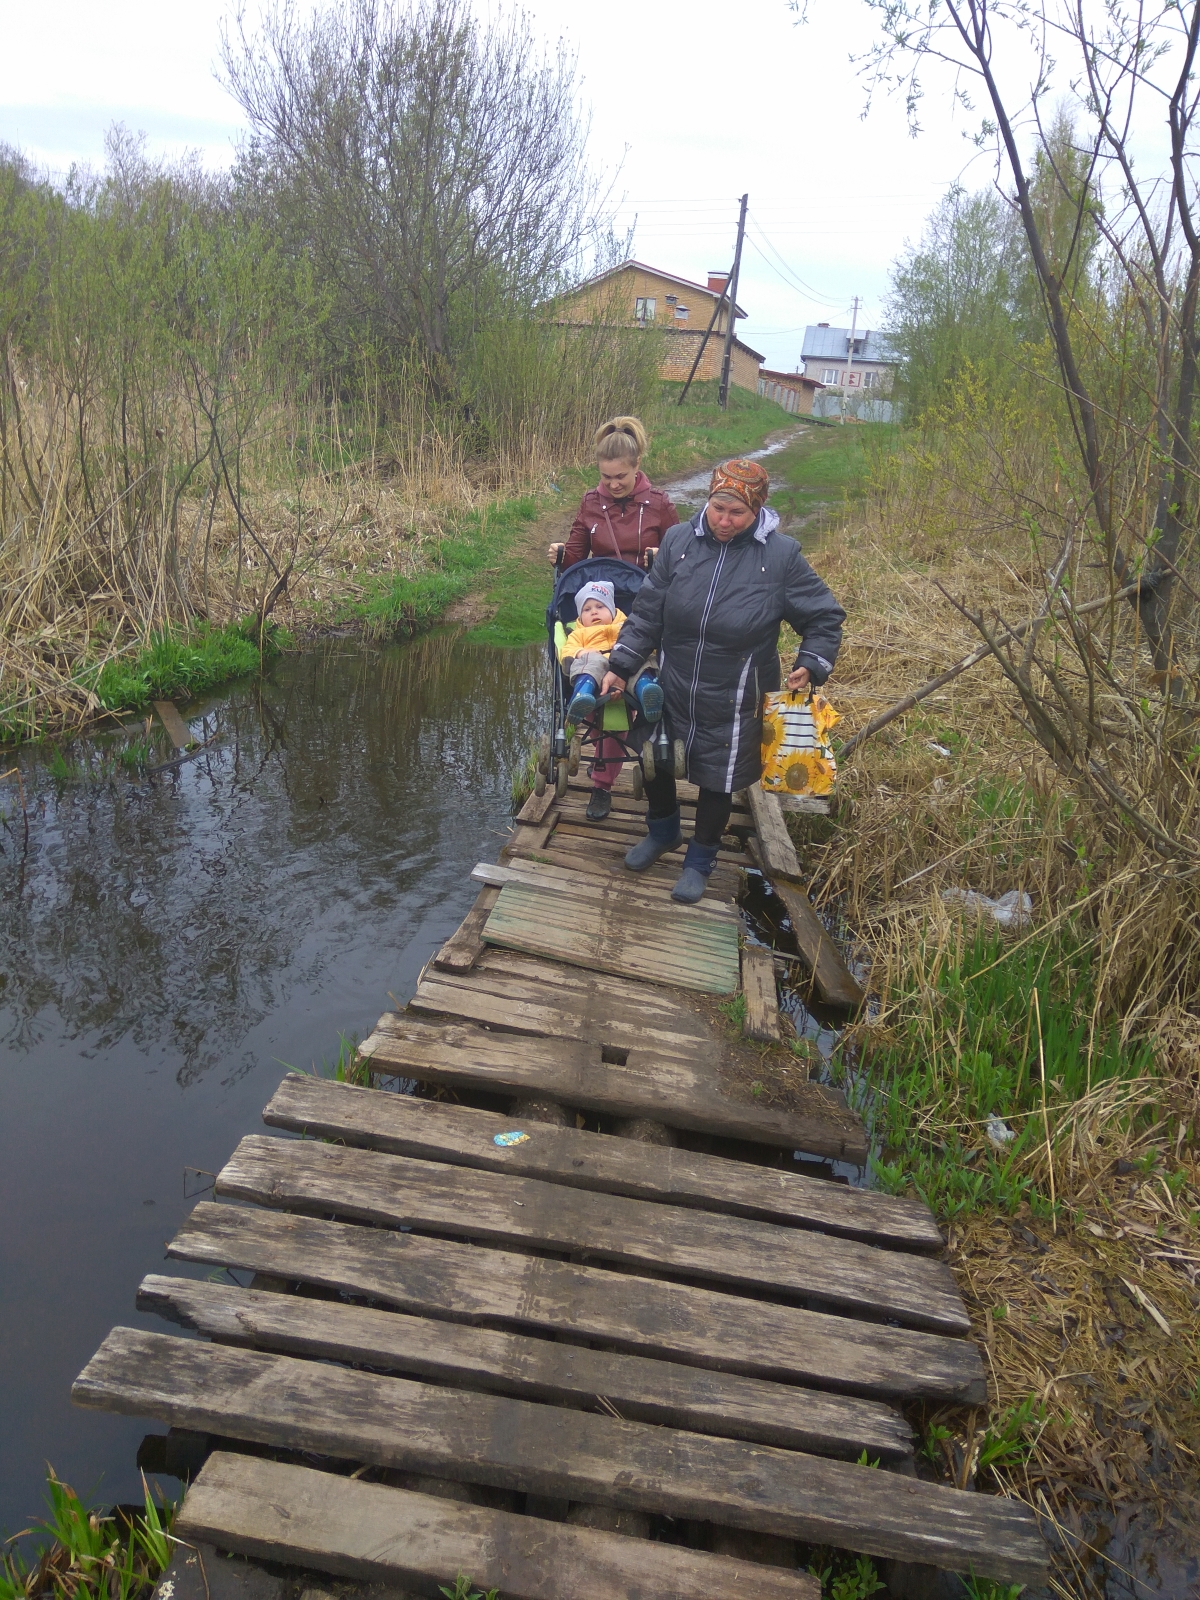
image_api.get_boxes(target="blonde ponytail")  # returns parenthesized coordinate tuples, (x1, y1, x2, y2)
(594, 415, 647, 464)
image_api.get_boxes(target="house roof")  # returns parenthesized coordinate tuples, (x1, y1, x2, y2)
(759, 368, 824, 387)
(567, 260, 748, 320)
(801, 325, 898, 364)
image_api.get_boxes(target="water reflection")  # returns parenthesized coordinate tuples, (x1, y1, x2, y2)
(0, 633, 546, 1536)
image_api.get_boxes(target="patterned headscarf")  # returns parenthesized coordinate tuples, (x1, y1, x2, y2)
(709, 458, 771, 515)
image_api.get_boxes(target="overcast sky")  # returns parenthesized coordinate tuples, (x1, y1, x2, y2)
(0, 0, 995, 371)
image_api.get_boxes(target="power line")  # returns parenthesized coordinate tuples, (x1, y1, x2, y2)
(743, 233, 843, 309)
(746, 214, 844, 304)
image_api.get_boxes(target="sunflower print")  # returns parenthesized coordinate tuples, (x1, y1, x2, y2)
(760, 690, 839, 795)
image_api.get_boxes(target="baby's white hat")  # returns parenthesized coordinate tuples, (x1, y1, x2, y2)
(575, 580, 616, 618)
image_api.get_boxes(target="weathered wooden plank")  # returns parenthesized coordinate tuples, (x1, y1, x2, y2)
(516, 785, 559, 825)
(153, 700, 197, 751)
(508, 840, 741, 902)
(361, 1015, 868, 1163)
(747, 784, 803, 879)
(770, 877, 865, 1011)
(74, 1330, 1044, 1583)
(554, 819, 753, 865)
(434, 885, 500, 974)
(741, 944, 781, 1042)
(566, 772, 751, 815)
(778, 794, 832, 816)
(482, 883, 741, 996)
(139, 1276, 913, 1461)
(470, 860, 736, 921)
(216, 1135, 967, 1333)
(166, 1203, 986, 1402)
(265, 1073, 941, 1249)
(177, 1454, 821, 1600)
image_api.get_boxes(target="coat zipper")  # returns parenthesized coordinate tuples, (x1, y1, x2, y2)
(685, 536, 728, 763)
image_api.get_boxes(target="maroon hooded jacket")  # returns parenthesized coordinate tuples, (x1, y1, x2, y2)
(562, 471, 679, 568)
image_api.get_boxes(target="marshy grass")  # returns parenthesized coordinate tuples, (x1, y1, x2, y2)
(0, 1472, 174, 1600)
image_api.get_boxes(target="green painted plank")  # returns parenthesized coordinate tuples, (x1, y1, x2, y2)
(483, 883, 740, 995)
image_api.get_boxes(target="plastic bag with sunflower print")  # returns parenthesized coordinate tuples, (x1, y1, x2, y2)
(759, 689, 839, 795)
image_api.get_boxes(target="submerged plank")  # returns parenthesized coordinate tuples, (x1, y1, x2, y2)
(216, 1135, 967, 1333)
(360, 1014, 868, 1163)
(770, 878, 865, 1010)
(177, 1454, 821, 1600)
(482, 883, 741, 996)
(167, 1202, 987, 1402)
(75, 1330, 1045, 1584)
(153, 700, 197, 751)
(140, 1276, 912, 1461)
(265, 1073, 942, 1250)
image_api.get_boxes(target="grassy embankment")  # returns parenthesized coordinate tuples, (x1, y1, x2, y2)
(776, 421, 1200, 1591)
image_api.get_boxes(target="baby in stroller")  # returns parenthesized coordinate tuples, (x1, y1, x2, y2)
(557, 579, 662, 820)
(560, 580, 662, 722)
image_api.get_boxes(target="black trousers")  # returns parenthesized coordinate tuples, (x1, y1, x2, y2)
(645, 770, 732, 847)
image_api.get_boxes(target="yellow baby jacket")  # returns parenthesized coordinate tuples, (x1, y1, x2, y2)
(558, 610, 627, 661)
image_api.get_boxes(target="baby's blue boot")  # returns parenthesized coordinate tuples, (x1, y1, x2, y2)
(634, 670, 663, 721)
(671, 838, 720, 903)
(624, 809, 683, 871)
(567, 674, 598, 719)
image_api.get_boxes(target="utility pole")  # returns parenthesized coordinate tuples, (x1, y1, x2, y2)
(676, 274, 731, 406)
(840, 295, 860, 426)
(717, 193, 748, 411)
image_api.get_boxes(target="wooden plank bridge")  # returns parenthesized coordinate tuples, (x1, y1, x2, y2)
(73, 772, 1048, 1599)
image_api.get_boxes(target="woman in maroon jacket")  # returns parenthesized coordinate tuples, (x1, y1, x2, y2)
(548, 417, 678, 822)
(548, 416, 678, 569)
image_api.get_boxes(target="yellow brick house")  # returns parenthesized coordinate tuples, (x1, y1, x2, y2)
(555, 260, 764, 390)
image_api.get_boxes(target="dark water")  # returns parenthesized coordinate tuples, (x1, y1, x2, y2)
(0, 634, 546, 1539)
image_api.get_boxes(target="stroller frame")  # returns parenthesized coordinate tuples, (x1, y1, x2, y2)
(536, 553, 684, 801)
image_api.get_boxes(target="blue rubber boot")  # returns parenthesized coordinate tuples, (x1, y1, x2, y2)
(567, 673, 598, 720)
(671, 838, 720, 903)
(624, 809, 683, 872)
(634, 670, 663, 722)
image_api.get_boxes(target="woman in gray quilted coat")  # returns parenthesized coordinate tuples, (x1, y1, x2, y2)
(600, 458, 845, 903)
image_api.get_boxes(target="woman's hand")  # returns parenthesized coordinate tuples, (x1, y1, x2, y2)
(600, 671, 627, 698)
(786, 666, 812, 693)
(548, 542, 565, 563)
(643, 546, 659, 566)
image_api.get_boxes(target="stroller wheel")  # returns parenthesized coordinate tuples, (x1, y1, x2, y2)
(673, 738, 687, 779)
(537, 732, 551, 775)
(555, 758, 569, 798)
(534, 769, 547, 797)
(642, 739, 656, 781)
(630, 764, 644, 800)
(568, 733, 581, 776)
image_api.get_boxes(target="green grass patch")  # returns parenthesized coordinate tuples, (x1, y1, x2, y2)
(91, 620, 277, 715)
(767, 421, 898, 532)
(852, 928, 1155, 1221)
(345, 495, 539, 641)
(0, 619, 281, 743)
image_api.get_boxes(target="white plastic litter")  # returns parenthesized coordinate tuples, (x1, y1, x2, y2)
(940, 887, 1033, 929)
(926, 741, 953, 757)
(986, 1113, 1016, 1149)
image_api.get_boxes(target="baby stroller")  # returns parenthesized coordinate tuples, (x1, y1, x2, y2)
(535, 554, 686, 800)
